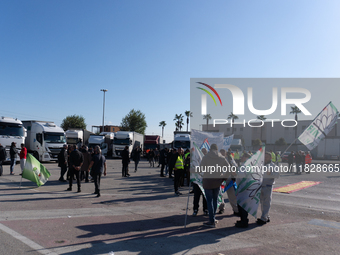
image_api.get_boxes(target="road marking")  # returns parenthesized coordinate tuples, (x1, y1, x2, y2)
(308, 219, 340, 230)
(0, 222, 58, 255)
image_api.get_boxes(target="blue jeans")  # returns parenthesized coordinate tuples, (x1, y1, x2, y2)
(204, 187, 220, 223)
(10, 158, 15, 174)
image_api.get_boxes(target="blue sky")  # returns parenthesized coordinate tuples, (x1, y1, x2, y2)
(1, 0, 340, 142)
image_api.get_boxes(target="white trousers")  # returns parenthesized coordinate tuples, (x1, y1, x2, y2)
(20, 158, 26, 173)
(260, 185, 273, 221)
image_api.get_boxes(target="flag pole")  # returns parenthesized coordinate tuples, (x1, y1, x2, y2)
(184, 185, 191, 228)
(282, 137, 298, 155)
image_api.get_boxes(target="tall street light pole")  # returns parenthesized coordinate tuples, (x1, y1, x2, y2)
(101, 89, 108, 133)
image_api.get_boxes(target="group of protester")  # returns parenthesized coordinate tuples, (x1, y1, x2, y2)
(194, 144, 279, 228)
(287, 150, 312, 174)
(0, 142, 27, 176)
(58, 144, 106, 197)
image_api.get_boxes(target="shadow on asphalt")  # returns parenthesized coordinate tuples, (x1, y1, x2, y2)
(50, 214, 259, 255)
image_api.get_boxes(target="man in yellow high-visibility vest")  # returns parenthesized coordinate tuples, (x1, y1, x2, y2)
(174, 147, 185, 196)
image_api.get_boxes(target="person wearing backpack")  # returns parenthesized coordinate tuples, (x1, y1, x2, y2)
(0, 143, 6, 176)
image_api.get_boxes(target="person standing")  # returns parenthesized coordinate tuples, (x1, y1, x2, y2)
(132, 146, 142, 172)
(58, 144, 68, 182)
(168, 149, 177, 178)
(288, 151, 294, 172)
(80, 146, 91, 182)
(10, 142, 17, 175)
(305, 151, 312, 174)
(19, 143, 27, 174)
(159, 147, 167, 177)
(257, 152, 280, 225)
(295, 151, 302, 174)
(201, 144, 230, 228)
(0, 143, 6, 176)
(173, 147, 185, 195)
(88, 145, 106, 197)
(67, 145, 84, 192)
(121, 146, 130, 177)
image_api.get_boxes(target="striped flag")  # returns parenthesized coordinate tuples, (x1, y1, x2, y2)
(22, 153, 51, 187)
(200, 138, 210, 151)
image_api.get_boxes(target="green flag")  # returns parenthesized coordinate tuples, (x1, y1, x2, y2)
(22, 153, 51, 187)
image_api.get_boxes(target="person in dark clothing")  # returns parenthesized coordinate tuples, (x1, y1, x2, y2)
(132, 146, 142, 172)
(121, 146, 130, 177)
(88, 145, 106, 197)
(235, 152, 252, 228)
(159, 148, 167, 177)
(288, 151, 294, 172)
(148, 149, 155, 167)
(10, 142, 17, 175)
(80, 146, 91, 182)
(295, 151, 302, 174)
(192, 183, 208, 216)
(0, 143, 6, 176)
(168, 149, 177, 178)
(58, 144, 68, 182)
(67, 145, 84, 192)
(301, 151, 306, 173)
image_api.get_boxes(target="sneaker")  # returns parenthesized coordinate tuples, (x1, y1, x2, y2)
(175, 191, 182, 196)
(218, 209, 224, 214)
(77, 189, 81, 193)
(214, 219, 219, 224)
(66, 187, 72, 191)
(96, 193, 101, 197)
(256, 219, 267, 225)
(192, 210, 198, 216)
(203, 221, 216, 228)
(10, 173, 14, 175)
(204, 210, 209, 216)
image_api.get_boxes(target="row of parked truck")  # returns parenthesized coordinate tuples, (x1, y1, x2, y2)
(0, 116, 192, 163)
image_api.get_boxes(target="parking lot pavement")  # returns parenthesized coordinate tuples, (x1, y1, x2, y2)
(0, 159, 340, 255)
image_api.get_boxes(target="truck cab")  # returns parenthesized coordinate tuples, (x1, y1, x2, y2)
(0, 117, 26, 162)
(22, 121, 66, 162)
(173, 134, 191, 150)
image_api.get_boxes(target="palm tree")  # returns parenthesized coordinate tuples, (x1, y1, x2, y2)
(290, 106, 302, 143)
(173, 114, 184, 131)
(203, 114, 212, 131)
(184, 111, 193, 132)
(257, 115, 267, 141)
(227, 112, 239, 124)
(290, 106, 302, 121)
(159, 121, 166, 138)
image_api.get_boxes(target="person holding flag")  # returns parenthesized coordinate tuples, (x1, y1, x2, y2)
(257, 152, 280, 225)
(201, 144, 231, 228)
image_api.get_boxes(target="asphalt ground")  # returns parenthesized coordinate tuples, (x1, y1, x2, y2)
(0, 159, 339, 255)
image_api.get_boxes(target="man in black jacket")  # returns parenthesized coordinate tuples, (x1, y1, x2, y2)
(58, 144, 68, 182)
(10, 142, 17, 175)
(67, 145, 84, 192)
(0, 143, 6, 176)
(121, 146, 130, 177)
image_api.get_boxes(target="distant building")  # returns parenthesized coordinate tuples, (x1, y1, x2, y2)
(92, 125, 120, 133)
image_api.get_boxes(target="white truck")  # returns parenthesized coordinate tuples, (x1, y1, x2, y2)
(0, 116, 26, 162)
(65, 129, 94, 146)
(22, 120, 66, 162)
(88, 132, 114, 157)
(173, 133, 191, 150)
(112, 131, 144, 158)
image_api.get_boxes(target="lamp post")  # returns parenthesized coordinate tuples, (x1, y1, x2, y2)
(100, 89, 108, 133)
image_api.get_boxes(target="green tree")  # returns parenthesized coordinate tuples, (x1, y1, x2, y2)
(184, 110, 193, 132)
(159, 121, 166, 138)
(120, 109, 147, 134)
(203, 114, 212, 131)
(275, 137, 287, 146)
(174, 114, 184, 131)
(252, 139, 262, 146)
(257, 115, 267, 141)
(61, 115, 86, 131)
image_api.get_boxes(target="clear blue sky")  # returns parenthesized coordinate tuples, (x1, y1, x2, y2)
(1, 0, 340, 142)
